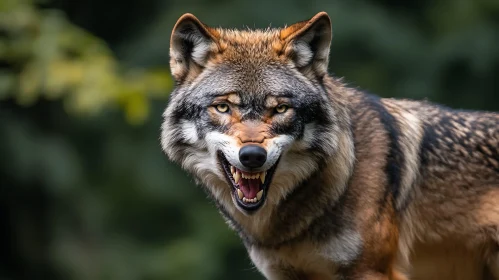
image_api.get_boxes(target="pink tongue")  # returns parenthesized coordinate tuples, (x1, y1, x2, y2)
(239, 178, 260, 199)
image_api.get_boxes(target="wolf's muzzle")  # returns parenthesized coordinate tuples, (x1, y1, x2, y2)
(239, 145, 267, 168)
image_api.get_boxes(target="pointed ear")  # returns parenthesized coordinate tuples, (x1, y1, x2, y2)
(280, 12, 332, 76)
(170, 13, 219, 82)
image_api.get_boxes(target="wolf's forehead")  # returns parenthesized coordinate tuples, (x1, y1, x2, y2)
(189, 63, 315, 100)
(182, 28, 319, 102)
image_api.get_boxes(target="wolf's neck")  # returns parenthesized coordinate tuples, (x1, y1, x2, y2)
(230, 130, 355, 248)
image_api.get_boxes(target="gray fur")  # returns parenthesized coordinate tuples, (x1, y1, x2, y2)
(162, 12, 499, 280)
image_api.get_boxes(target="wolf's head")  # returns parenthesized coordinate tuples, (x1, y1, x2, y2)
(161, 12, 352, 216)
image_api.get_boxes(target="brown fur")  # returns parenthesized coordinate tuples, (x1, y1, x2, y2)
(164, 12, 499, 280)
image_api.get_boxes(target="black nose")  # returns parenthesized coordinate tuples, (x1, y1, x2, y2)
(239, 145, 267, 168)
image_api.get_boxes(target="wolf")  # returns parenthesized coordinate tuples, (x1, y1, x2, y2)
(160, 11, 499, 280)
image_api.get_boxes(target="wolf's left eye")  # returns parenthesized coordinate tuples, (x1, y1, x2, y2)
(275, 104, 289, 114)
(215, 104, 230, 113)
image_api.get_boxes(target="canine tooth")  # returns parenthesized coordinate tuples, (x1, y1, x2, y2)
(234, 171, 241, 183)
(230, 166, 235, 174)
(237, 189, 243, 199)
(260, 172, 266, 184)
(257, 190, 263, 201)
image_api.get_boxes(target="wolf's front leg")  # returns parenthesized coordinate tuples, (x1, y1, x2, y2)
(264, 268, 407, 280)
(488, 253, 499, 279)
(339, 270, 408, 280)
(337, 215, 407, 280)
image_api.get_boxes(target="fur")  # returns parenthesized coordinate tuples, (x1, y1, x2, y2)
(161, 12, 499, 280)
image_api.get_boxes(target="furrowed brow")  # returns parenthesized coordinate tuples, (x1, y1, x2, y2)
(207, 92, 231, 97)
(269, 91, 294, 98)
(209, 92, 241, 105)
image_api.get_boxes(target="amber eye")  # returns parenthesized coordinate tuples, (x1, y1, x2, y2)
(215, 103, 229, 113)
(275, 104, 289, 114)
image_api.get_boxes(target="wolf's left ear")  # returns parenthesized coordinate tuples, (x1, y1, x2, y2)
(280, 12, 332, 76)
(170, 13, 219, 82)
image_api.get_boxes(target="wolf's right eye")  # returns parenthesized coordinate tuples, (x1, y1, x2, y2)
(275, 104, 289, 114)
(215, 104, 230, 113)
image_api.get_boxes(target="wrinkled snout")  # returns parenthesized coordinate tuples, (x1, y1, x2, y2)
(239, 145, 267, 168)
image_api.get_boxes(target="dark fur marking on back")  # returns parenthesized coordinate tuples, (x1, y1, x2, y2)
(420, 122, 437, 168)
(363, 94, 405, 207)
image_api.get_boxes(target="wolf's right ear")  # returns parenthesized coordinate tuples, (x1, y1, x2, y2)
(170, 14, 219, 82)
(280, 12, 332, 77)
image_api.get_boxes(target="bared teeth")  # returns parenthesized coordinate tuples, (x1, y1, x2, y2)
(239, 190, 264, 204)
(234, 170, 241, 184)
(240, 172, 263, 180)
(256, 190, 263, 200)
(260, 172, 266, 184)
(229, 163, 268, 205)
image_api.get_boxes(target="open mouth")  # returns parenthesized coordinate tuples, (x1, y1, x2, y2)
(217, 152, 279, 212)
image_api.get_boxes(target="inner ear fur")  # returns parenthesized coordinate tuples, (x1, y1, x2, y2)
(280, 12, 332, 76)
(169, 13, 220, 81)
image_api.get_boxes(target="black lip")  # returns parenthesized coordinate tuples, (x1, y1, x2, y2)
(217, 151, 279, 212)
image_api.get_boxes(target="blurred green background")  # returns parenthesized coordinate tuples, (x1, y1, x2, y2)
(0, 0, 498, 279)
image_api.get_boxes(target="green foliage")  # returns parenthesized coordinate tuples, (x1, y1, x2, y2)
(1, 0, 498, 280)
(0, 0, 172, 125)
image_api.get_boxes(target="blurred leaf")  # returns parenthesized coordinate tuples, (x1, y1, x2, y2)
(0, 0, 172, 124)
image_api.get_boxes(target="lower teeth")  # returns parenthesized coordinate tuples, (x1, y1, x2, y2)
(239, 190, 263, 203)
